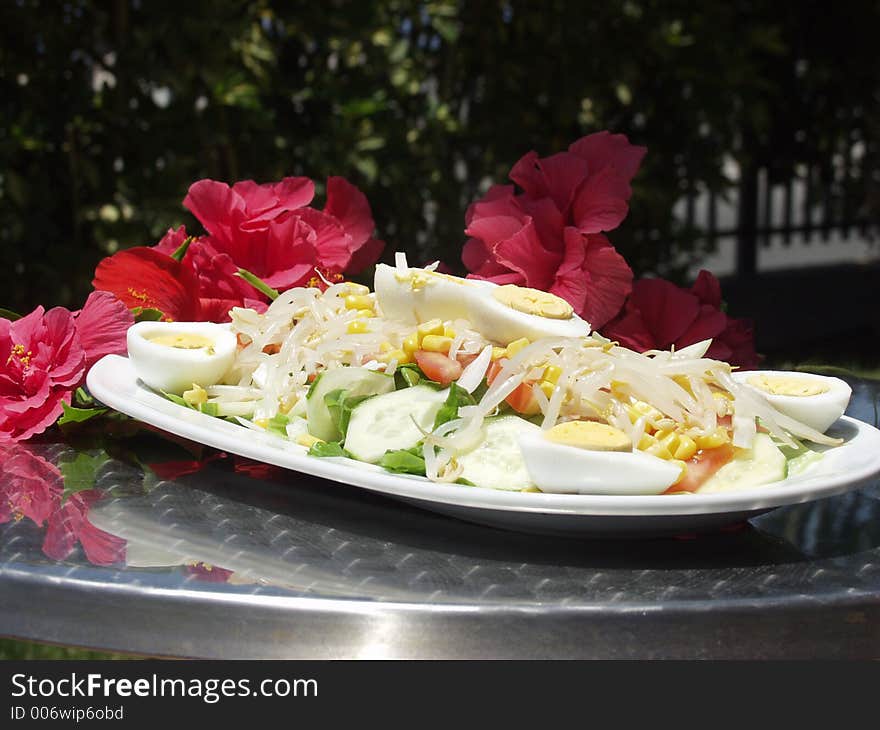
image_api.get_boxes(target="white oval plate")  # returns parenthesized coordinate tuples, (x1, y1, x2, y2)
(88, 355, 880, 537)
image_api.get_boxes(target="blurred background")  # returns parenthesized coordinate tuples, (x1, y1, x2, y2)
(1, 0, 878, 362)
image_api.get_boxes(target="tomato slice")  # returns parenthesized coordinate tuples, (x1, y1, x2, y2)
(665, 443, 736, 493)
(414, 350, 463, 386)
(485, 358, 541, 415)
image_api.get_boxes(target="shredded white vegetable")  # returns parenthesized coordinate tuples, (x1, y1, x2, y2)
(186, 269, 843, 491)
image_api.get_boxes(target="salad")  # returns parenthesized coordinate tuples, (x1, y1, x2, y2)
(125, 254, 852, 496)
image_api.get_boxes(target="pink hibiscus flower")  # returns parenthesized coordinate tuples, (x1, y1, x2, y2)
(0, 293, 133, 442)
(602, 270, 760, 369)
(463, 131, 646, 329)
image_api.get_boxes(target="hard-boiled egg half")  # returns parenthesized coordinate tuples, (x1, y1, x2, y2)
(374, 263, 591, 343)
(731, 370, 851, 434)
(127, 321, 237, 395)
(518, 420, 682, 495)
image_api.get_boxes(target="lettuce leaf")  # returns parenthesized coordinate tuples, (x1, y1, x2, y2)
(324, 388, 372, 439)
(378, 446, 426, 475)
(433, 382, 477, 430)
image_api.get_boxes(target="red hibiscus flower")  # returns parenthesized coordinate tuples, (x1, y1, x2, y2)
(0, 443, 126, 566)
(183, 175, 384, 291)
(463, 131, 646, 329)
(93, 246, 203, 321)
(94, 175, 384, 323)
(43, 489, 126, 566)
(92, 243, 266, 323)
(602, 270, 760, 369)
(0, 294, 133, 442)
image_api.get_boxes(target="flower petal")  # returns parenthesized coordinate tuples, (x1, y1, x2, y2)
(346, 237, 385, 275)
(465, 185, 515, 226)
(490, 218, 560, 290)
(183, 179, 246, 240)
(627, 278, 700, 348)
(323, 176, 376, 248)
(549, 230, 632, 328)
(93, 247, 202, 322)
(571, 165, 633, 234)
(569, 131, 647, 184)
(153, 225, 188, 256)
(690, 269, 723, 309)
(602, 309, 657, 352)
(74, 291, 135, 369)
(676, 304, 728, 347)
(511, 151, 589, 215)
(259, 215, 319, 290)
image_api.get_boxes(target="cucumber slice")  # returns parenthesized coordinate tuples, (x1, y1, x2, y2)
(698, 433, 787, 493)
(306, 367, 394, 441)
(344, 385, 448, 463)
(457, 415, 540, 491)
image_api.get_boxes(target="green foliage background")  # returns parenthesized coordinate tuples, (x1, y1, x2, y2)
(1, 0, 877, 313)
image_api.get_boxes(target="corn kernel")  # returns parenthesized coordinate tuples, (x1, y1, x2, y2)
(695, 427, 729, 450)
(505, 337, 530, 357)
(183, 384, 207, 407)
(637, 434, 657, 451)
(344, 294, 373, 310)
(253, 418, 269, 429)
(378, 349, 409, 364)
(543, 365, 563, 384)
(417, 319, 444, 338)
(356, 308, 375, 318)
(491, 347, 507, 360)
(645, 442, 673, 460)
(672, 434, 698, 461)
(403, 332, 420, 354)
(379, 342, 394, 353)
(443, 324, 456, 339)
(421, 335, 453, 353)
(347, 320, 370, 334)
(539, 380, 555, 398)
(344, 282, 371, 296)
(295, 433, 323, 448)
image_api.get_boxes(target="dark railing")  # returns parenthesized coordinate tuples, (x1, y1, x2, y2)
(681, 152, 879, 277)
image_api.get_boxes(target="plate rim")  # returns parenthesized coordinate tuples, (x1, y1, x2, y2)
(87, 355, 880, 519)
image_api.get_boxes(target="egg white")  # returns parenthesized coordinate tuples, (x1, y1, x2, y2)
(731, 369, 851, 434)
(373, 264, 591, 343)
(518, 432, 682, 495)
(127, 321, 237, 395)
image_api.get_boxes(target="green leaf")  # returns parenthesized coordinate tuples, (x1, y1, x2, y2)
(73, 387, 96, 407)
(133, 307, 165, 322)
(324, 388, 371, 439)
(265, 413, 290, 437)
(0, 308, 21, 321)
(58, 402, 108, 425)
(171, 235, 195, 262)
(236, 267, 279, 300)
(60, 452, 110, 503)
(307, 440, 351, 458)
(199, 402, 219, 417)
(433, 382, 477, 430)
(162, 392, 190, 408)
(378, 446, 426, 475)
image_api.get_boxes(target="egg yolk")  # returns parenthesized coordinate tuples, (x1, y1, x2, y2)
(492, 285, 574, 320)
(747, 374, 829, 397)
(147, 333, 216, 354)
(544, 420, 632, 452)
